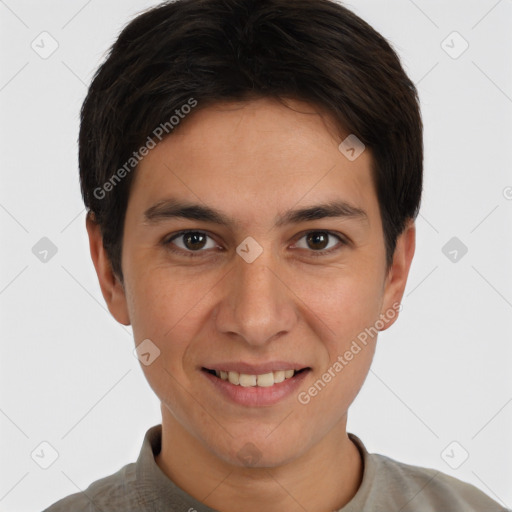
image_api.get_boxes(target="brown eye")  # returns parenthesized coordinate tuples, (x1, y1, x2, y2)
(166, 231, 217, 253)
(306, 232, 329, 250)
(183, 232, 207, 250)
(294, 231, 345, 254)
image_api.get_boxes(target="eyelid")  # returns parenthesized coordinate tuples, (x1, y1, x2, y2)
(291, 230, 348, 255)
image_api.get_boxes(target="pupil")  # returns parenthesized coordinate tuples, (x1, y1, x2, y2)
(182, 233, 330, 251)
(307, 232, 328, 250)
(185, 232, 206, 250)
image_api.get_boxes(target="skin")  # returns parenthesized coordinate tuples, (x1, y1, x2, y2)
(87, 97, 415, 512)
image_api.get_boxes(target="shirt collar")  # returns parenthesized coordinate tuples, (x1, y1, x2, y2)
(134, 424, 373, 511)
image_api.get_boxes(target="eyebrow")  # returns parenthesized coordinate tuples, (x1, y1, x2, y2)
(143, 198, 368, 228)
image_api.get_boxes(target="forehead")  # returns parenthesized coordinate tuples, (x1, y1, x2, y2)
(129, 98, 378, 229)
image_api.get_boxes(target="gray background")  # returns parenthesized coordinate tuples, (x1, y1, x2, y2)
(0, 0, 511, 510)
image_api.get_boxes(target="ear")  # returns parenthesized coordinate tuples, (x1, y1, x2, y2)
(86, 213, 131, 326)
(379, 219, 416, 331)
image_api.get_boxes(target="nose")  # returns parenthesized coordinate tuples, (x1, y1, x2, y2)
(214, 247, 298, 347)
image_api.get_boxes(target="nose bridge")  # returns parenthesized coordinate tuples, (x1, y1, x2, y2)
(216, 245, 296, 345)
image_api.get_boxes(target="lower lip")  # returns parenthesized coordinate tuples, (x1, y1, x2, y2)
(202, 369, 311, 407)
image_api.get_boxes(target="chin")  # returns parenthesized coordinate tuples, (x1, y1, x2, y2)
(212, 433, 303, 469)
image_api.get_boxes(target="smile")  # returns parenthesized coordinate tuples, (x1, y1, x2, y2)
(203, 368, 309, 387)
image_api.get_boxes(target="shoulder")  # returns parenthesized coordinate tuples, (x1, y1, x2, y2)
(347, 433, 509, 512)
(371, 452, 508, 511)
(42, 462, 138, 511)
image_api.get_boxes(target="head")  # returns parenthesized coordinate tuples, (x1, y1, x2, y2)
(83, 0, 421, 467)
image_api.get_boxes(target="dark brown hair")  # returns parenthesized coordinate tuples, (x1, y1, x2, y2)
(80, 0, 423, 280)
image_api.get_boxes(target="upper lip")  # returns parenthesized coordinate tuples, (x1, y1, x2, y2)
(202, 361, 310, 374)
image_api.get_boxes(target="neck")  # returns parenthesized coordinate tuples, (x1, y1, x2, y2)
(155, 407, 363, 512)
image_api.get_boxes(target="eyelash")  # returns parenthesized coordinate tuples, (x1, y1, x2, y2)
(162, 230, 348, 258)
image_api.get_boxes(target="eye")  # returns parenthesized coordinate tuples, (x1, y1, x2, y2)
(163, 229, 347, 258)
(164, 230, 219, 255)
(293, 231, 346, 255)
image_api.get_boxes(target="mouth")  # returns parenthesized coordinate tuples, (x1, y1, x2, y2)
(201, 367, 310, 388)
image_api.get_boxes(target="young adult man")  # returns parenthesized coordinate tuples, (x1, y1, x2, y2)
(44, 0, 509, 510)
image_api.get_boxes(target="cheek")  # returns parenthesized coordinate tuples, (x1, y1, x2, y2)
(295, 278, 380, 420)
(288, 264, 384, 349)
(125, 267, 221, 361)
(124, 270, 208, 408)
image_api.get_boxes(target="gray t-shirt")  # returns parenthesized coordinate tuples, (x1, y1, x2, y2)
(42, 424, 509, 511)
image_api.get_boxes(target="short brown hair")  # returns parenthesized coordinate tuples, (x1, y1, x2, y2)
(79, 0, 423, 280)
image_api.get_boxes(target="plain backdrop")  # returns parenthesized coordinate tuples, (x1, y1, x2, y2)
(0, 0, 511, 510)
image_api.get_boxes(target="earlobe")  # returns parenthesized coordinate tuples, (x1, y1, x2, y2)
(379, 219, 416, 331)
(86, 213, 131, 326)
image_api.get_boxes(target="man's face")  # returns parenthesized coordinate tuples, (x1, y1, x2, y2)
(109, 98, 410, 466)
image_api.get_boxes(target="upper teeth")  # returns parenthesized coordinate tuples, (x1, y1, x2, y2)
(215, 369, 297, 387)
